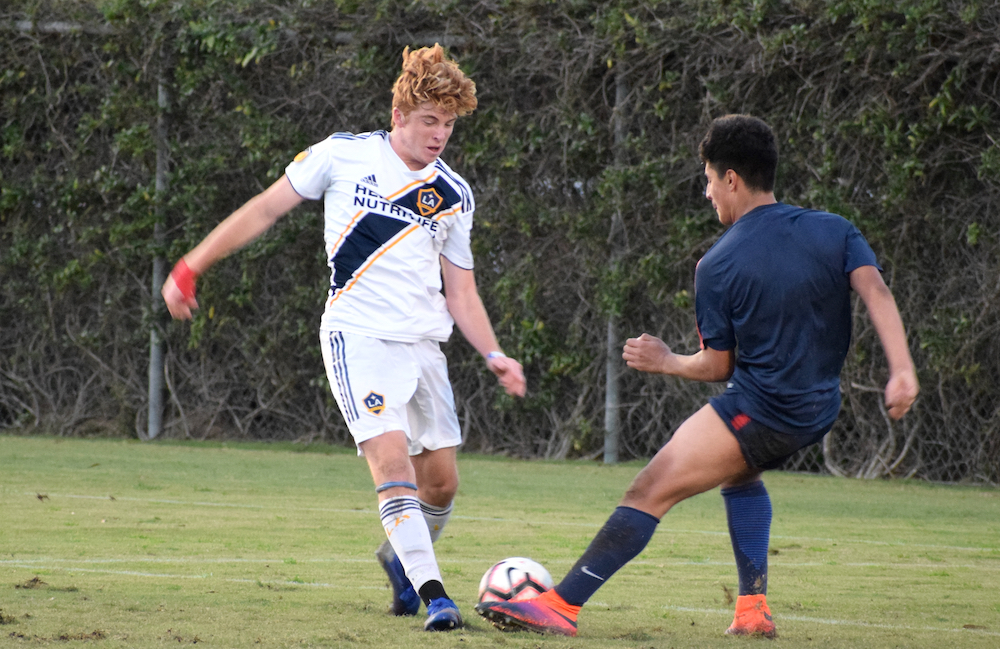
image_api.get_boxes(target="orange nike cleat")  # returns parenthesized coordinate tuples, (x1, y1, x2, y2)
(475, 589, 581, 636)
(725, 594, 777, 638)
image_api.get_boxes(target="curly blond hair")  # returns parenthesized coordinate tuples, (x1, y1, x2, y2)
(391, 44, 477, 117)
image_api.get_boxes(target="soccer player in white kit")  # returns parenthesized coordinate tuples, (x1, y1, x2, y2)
(162, 45, 526, 632)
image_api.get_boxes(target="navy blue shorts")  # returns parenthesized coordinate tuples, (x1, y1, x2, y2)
(710, 394, 830, 471)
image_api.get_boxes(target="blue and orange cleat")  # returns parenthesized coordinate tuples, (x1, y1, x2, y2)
(424, 597, 463, 631)
(725, 594, 777, 638)
(475, 589, 580, 636)
(375, 540, 421, 616)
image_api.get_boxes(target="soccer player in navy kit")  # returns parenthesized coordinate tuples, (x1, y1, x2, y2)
(162, 45, 526, 632)
(476, 114, 919, 637)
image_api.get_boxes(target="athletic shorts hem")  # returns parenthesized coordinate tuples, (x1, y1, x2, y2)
(709, 398, 830, 471)
(320, 331, 462, 457)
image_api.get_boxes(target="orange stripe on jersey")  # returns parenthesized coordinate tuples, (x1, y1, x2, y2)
(328, 223, 422, 306)
(329, 209, 366, 259)
(694, 256, 705, 349)
(327, 170, 450, 305)
(328, 204, 459, 306)
(327, 171, 440, 258)
(385, 172, 438, 200)
(433, 205, 460, 222)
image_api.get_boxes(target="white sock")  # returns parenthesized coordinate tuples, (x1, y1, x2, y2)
(418, 498, 453, 543)
(379, 495, 441, 592)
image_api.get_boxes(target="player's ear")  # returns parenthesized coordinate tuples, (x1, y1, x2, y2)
(725, 168, 739, 190)
(391, 107, 405, 129)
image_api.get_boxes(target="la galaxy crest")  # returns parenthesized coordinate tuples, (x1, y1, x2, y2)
(364, 391, 385, 415)
(416, 187, 443, 216)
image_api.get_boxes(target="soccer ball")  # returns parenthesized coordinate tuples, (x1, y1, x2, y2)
(477, 557, 554, 603)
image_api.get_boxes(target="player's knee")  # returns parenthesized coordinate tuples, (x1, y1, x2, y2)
(621, 477, 658, 510)
(720, 471, 763, 490)
(419, 474, 458, 505)
(619, 465, 686, 516)
(622, 463, 660, 499)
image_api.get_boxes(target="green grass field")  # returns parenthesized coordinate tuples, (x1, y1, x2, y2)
(1, 435, 998, 648)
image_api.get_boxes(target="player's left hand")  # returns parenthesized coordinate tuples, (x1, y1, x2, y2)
(885, 369, 919, 420)
(487, 356, 526, 397)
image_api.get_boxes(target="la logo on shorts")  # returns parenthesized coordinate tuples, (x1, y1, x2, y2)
(364, 391, 385, 415)
(416, 187, 442, 216)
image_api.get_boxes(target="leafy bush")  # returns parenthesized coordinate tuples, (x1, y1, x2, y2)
(2, 0, 998, 482)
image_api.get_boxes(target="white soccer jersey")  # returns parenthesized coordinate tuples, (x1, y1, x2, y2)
(285, 131, 475, 343)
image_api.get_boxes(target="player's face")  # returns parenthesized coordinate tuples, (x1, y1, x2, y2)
(391, 104, 457, 170)
(704, 163, 735, 225)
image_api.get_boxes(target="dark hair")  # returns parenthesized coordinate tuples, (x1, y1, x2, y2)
(698, 115, 778, 192)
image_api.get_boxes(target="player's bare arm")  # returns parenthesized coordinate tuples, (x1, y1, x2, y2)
(623, 333, 734, 382)
(441, 257, 526, 397)
(849, 264, 919, 419)
(162, 175, 304, 320)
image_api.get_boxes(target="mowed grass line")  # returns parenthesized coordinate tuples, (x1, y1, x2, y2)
(0, 436, 998, 648)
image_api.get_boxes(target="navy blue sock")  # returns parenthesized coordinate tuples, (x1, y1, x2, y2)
(722, 480, 772, 595)
(554, 506, 659, 606)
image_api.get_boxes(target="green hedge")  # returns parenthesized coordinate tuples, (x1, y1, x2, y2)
(2, 0, 999, 482)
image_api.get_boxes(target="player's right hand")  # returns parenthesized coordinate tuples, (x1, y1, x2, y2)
(623, 333, 672, 374)
(161, 261, 199, 320)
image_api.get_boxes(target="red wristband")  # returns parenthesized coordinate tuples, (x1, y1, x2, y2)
(170, 258, 198, 301)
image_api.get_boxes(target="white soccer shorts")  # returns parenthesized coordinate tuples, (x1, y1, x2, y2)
(319, 330, 462, 455)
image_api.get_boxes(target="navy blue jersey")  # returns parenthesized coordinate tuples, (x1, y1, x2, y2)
(696, 202, 880, 434)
